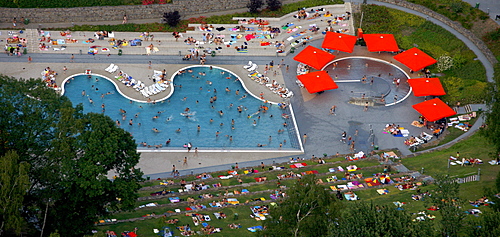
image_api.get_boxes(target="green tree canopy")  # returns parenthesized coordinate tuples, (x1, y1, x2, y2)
(0, 151, 30, 235)
(261, 175, 340, 237)
(0, 75, 143, 236)
(329, 202, 433, 237)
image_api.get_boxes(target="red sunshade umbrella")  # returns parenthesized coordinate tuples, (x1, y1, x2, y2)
(293, 45, 336, 70)
(321, 32, 357, 53)
(363, 34, 399, 52)
(408, 78, 446, 97)
(412, 98, 456, 122)
(297, 71, 338, 94)
(394, 47, 437, 71)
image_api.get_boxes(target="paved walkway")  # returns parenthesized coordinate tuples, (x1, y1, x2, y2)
(0, 2, 494, 179)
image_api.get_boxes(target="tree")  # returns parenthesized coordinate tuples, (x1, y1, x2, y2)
(261, 175, 340, 237)
(329, 202, 433, 237)
(266, 0, 282, 11)
(163, 11, 181, 27)
(428, 175, 466, 236)
(247, 0, 263, 13)
(483, 64, 500, 153)
(0, 75, 143, 236)
(0, 151, 30, 236)
(467, 211, 500, 237)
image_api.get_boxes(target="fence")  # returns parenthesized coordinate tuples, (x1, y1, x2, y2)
(455, 171, 480, 183)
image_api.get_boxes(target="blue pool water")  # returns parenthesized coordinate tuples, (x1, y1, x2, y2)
(63, 66, 295, 149)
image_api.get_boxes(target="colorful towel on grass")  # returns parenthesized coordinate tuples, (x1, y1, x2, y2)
(290, 163, 307, 168)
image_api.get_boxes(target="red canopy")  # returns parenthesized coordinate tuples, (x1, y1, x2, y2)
(412, 98, 456, 122)
(293, 46, 336, 70)
(394, 47, 437, 71)
(321, 32, 357, 53)
(408, 78, 446, 97)
(363, 34, 399, 52)
(297, 71, 338, 94)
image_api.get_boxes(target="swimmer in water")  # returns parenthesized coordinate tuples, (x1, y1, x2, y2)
(219, 110, 224, 116)
(135, 113, 140, 118)
(257, 144, 267, 147)
(209, 118, 214, 123)
(152, 127, 160, 133)
(239, 95, 246, 100)
(88, 98, 94, 104)
(82, 90, 86, 96)
(176, 128, 181, 133)
(153, 115, 159, 119)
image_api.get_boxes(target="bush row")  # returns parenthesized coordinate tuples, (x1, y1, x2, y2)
(406, 0, 489, 29)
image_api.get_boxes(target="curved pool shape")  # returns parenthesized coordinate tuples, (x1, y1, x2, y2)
(62, 66, 296, 149)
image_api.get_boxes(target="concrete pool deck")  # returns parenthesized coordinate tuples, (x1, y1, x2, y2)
(0, 1, 492, 179)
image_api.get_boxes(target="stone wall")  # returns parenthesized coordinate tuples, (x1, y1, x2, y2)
(377, 0, 498, 65)
(0, 0, 300, 24)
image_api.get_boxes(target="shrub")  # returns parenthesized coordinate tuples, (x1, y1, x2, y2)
(436, 54, 454, 72)
(163, 11, 181, 27)
(267, 0, 282, 11)
(247, 0, 264, 13)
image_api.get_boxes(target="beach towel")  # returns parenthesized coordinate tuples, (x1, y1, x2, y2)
(365, 178, 381, 186)
(247, 226, 263, 232)
(227, 198, 239, 205)
(377, 189, 389, 195)
(344, 192, 358, 201)
(290, 163, 307, 168)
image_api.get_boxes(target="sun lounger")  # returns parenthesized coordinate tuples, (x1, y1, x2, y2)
(105, 64, 115, 72)
(247, 64, 258, 71)
(109, 65, 119, 73)
(243, 61, 253, 69)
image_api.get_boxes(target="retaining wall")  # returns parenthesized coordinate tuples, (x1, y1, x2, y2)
(0, 0, 300, 24)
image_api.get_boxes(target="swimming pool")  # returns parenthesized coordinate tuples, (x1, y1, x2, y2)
(62, 66, 298, 150)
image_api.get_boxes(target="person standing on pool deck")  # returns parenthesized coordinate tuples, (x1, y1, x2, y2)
(303, 134, 307, 144)
(187, 142, 192, 152)
(341, 131, 347, 143)
(330, 105, 336, 115)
